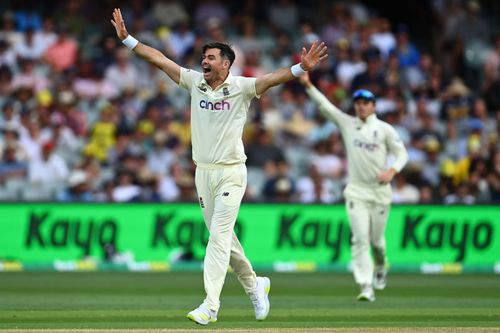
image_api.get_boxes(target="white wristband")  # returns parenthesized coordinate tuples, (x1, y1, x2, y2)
(122, 35, 139, 50)
(291, 63, 307, 77)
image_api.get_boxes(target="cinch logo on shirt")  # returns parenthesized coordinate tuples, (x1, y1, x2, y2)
(354, 138, 380, 152)
(199, 99, 231, 111)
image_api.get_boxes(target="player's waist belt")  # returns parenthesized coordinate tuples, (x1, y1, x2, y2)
(195, 162, 244, 169)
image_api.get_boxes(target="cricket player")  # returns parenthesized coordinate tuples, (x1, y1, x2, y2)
(111, 8, 327, 324)
(299, 73, 408, 301)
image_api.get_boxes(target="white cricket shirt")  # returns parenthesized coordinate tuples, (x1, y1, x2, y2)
(179, 68, 259, 165)
(306, 86, 408, 204)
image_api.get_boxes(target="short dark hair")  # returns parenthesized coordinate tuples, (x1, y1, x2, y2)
(202, 42, 235, 67)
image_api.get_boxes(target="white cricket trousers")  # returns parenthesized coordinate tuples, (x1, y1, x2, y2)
(345, 197, 390, 286)
(195, 163, 257, 312)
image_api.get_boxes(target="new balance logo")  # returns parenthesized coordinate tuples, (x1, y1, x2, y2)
(222, 192, 230, 197)
(199, 197, 205, 208)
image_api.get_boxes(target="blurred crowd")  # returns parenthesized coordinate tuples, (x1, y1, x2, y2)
(0, 0, 499, 204)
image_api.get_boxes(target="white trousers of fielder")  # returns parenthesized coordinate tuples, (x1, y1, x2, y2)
(195, 163, 257, 312)
(345, 197, 390, 286)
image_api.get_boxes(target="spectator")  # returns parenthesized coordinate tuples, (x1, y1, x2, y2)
(0, 102, 20, 130)
(72, 59, 118, 100)
(43, 25, 78, 73)
(0, 11, 23, 47)
(486, 151, 500, 203)
(321, 3, 349, 49)
(335, 39, 366, 89)
(194, 0, 229, 32)
(0, 124, 27, 161)
(157, 162, 185, 202)
(309, 139, 343, 179)
(351, 48, 386, 96)
(482, 34, 500, 96)
(296, 163, 337, 203)
(147, 131, 176, 176)
(164, 20, 196, 63)
(418, 181, 438, 204)
(47, 112, 82, 164)
(441, 77, 472, 122)
(112, 171, 141, 202)
(370, 18, 396, 60)
(15, 8, 42, 32)
(14, 28, 45, 60)
(93, 36, 119, 74)
(19, 120, 47, 161)
(391, 24, 420, 69)
(84, 105, 116, 162)
(55, 89, 87, 137)
(246, 127, 285, 168)
(28, 141, 69, 185)
(0, 39, 17, 70)
(33, 17, 57, 54)
(468, 158, 491, 203)
(152, 0, 189, 28)
(267, 0, 299, 35)
(421, 137, 445, 186)
(392, 172, 420, 203)
(0, 142, 27, 181)
(57, 169, 94, 202)
(11, 58, 49, 92)
(254, 94, 284, 133)
(104, 47, 140, 94)
(262, 158, 296, 202)
(444, 181, 476, 204)
(449, 0, 489, 47)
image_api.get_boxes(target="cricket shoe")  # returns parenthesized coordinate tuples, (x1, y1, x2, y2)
(249, 276, 271, 320)
(373, 266, 387, 290)
(357, 284, 375, 302)
(187, 302, 217, 325)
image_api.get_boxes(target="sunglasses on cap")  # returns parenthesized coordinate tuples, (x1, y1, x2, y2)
(352, 89, 375, 102)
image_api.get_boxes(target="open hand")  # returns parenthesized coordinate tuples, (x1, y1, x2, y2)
(300, 41, 328, 71)
(110, 8, 128, 40)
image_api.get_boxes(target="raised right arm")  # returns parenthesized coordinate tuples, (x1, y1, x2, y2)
(111, 8, 180, 84)
(298, 73, 350, 127)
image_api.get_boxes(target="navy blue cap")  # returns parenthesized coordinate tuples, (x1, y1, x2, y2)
(353, 89, 375, 102)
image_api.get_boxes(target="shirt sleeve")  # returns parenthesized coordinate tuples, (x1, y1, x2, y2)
(179, 67, 201, 91)
(305, 86, 350, 127)
(385, 124, 408, 173)
(238, 76, 259, 100)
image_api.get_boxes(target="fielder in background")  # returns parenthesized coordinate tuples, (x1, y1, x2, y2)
(299, 72, 408, 302)
(111, 8, 327, 325)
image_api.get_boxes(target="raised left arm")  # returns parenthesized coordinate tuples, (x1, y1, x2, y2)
(255, 41, 327, 96)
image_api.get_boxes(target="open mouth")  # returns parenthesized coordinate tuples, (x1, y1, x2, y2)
(203, 67, 211, 74)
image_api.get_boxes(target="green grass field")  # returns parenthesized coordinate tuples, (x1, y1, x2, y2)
(0, 272, 499, 331)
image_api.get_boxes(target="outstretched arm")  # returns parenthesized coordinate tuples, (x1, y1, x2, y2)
(298, 72, 350, 127)
(111, 8, 180, 84)
(255, 41, 327, 96)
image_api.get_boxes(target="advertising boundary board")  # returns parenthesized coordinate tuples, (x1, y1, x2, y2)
(0, 204, 498, 273)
